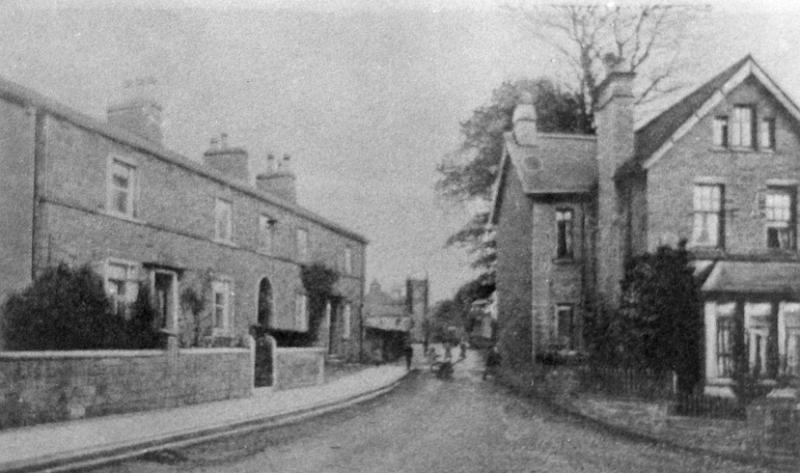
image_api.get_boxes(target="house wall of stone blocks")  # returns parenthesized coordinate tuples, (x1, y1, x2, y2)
(0, 99, 35, 308)
(645, 77, 800, 254)
(0, 80, 366, 360)
(495, 162, 534, 367)
(529, 196, 591, 355)
(0, 348, 252, 430)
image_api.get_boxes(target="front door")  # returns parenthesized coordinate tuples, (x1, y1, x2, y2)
(153, 271, 176, 330)
(328, 302, 339, 356)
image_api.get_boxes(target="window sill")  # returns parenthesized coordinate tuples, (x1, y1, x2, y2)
(709, 146, 774, 154)
(104, 210, 144, 225)
(213, 239, 238, 248)
(552, 257, 578, 265)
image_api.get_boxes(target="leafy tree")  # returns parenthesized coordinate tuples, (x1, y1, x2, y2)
(437, 78, 586, 274)
(2, 263, 128, 350)
(592, 243, 702, 394)
(301, 263, 340, 343)
(126, 285, 163, 349)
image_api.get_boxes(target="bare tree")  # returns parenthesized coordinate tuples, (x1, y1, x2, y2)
(505, 3, 708, 128)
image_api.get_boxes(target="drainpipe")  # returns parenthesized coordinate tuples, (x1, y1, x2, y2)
(31, 107, 44, 279)
(359, 244, 366, 362)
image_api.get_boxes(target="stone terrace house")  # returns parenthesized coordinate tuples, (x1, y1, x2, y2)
(0, 76, 367, 363)
(491, 55, 800, 395)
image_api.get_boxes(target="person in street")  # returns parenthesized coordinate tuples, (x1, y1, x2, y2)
(403, 341, 414, 370)
(483, 345, 501, 380)
(459, 339, 467, 360)
(443, 341, 453, 361)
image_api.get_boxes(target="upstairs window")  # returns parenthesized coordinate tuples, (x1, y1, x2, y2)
(760, 117, 775, 150)
(258, 215, 276, 253)
(712, 116, 728, 147)
(766, 187, 796, 250)
(108, 158, 137, 218)
(692, 184, 724, 248)
(730, 105, 754, 148)
(344, 247, 353, 275)
(214, 199, 233, 243)
(555, 209, 574, 259)
(296, 228, 309, 262)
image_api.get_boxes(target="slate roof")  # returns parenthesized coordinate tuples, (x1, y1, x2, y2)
(503, 131, 597, 194)
(701, 261, 800, 295)
(632, 55, 751, 165)
(0, 74, 368, 243)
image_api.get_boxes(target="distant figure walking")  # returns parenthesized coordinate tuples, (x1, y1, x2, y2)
(484, 346, 501, 380)
(459, 340, 467, 360)
(443, 342, 453, 362)
(403, 342, 414, 370)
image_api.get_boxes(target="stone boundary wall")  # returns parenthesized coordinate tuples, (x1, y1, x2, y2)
(274, 347, 325, 390)
(0, 347, 252, 430)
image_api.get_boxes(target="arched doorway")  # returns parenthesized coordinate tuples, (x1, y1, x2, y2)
(255, 277, 274, 387)
(257, 277, 273, 328)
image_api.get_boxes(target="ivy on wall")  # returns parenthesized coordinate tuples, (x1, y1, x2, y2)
(301, 262, 340, 343)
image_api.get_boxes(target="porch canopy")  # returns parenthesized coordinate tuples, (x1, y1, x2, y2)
(701, 261, 800, 295)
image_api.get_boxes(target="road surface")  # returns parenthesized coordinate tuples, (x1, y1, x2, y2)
(90, 351, 773, 473)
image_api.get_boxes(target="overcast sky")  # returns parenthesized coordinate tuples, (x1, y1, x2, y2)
(2, 0, 800, 301)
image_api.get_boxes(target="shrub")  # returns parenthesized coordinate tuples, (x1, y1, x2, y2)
(2, 263, 128, 350)
(126, 285, 163, 349)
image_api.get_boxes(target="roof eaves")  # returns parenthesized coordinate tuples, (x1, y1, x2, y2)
(0, 75, 368, 244)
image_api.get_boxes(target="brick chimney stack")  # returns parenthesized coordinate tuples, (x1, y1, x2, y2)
(107, 77, 163, 144)
(202, 132, 250, 183)
(595, 53, 635, 306)
(512, 91, 538, 146)
(256, 153, 297, 203)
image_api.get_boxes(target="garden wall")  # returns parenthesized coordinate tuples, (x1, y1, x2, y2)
(273, 347, 325, 390)
(0, 347, 252, 429)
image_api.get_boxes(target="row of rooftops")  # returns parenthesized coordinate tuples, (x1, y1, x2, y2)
(0, 74, 368, 244)
(497, 55, 800, 201)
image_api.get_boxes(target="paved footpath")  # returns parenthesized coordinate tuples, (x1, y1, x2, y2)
(86, 349, 774, 473)
(0, 364, 407, 473)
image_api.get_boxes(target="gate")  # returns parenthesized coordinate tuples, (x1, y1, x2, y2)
(254, 334, 274, 387)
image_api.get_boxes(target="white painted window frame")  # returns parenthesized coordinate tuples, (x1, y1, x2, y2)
(211, 278, 234, 335)
(765, 187, 795, 250)
(705, 301, 736, 383)
(691, 184, 723, 248)
(258, 214, 275, 254)
(344, 247, 353, 275)
(149, 268, 179, 331)
(103, 258, 140, 318)
(214, 198, 234, 244)
(296, 228, 309, 263)
(106, 154, 139, 220)
(342, 303, 352, 340)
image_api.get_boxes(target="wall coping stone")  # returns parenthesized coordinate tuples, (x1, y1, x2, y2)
(179, 348, 250, 355)
(0, 350, 164, 359)
(275, 347, 326, 354)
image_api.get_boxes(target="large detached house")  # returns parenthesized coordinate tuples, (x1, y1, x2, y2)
(491, 55, 800, 395)
(0, 75, 366, 366)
